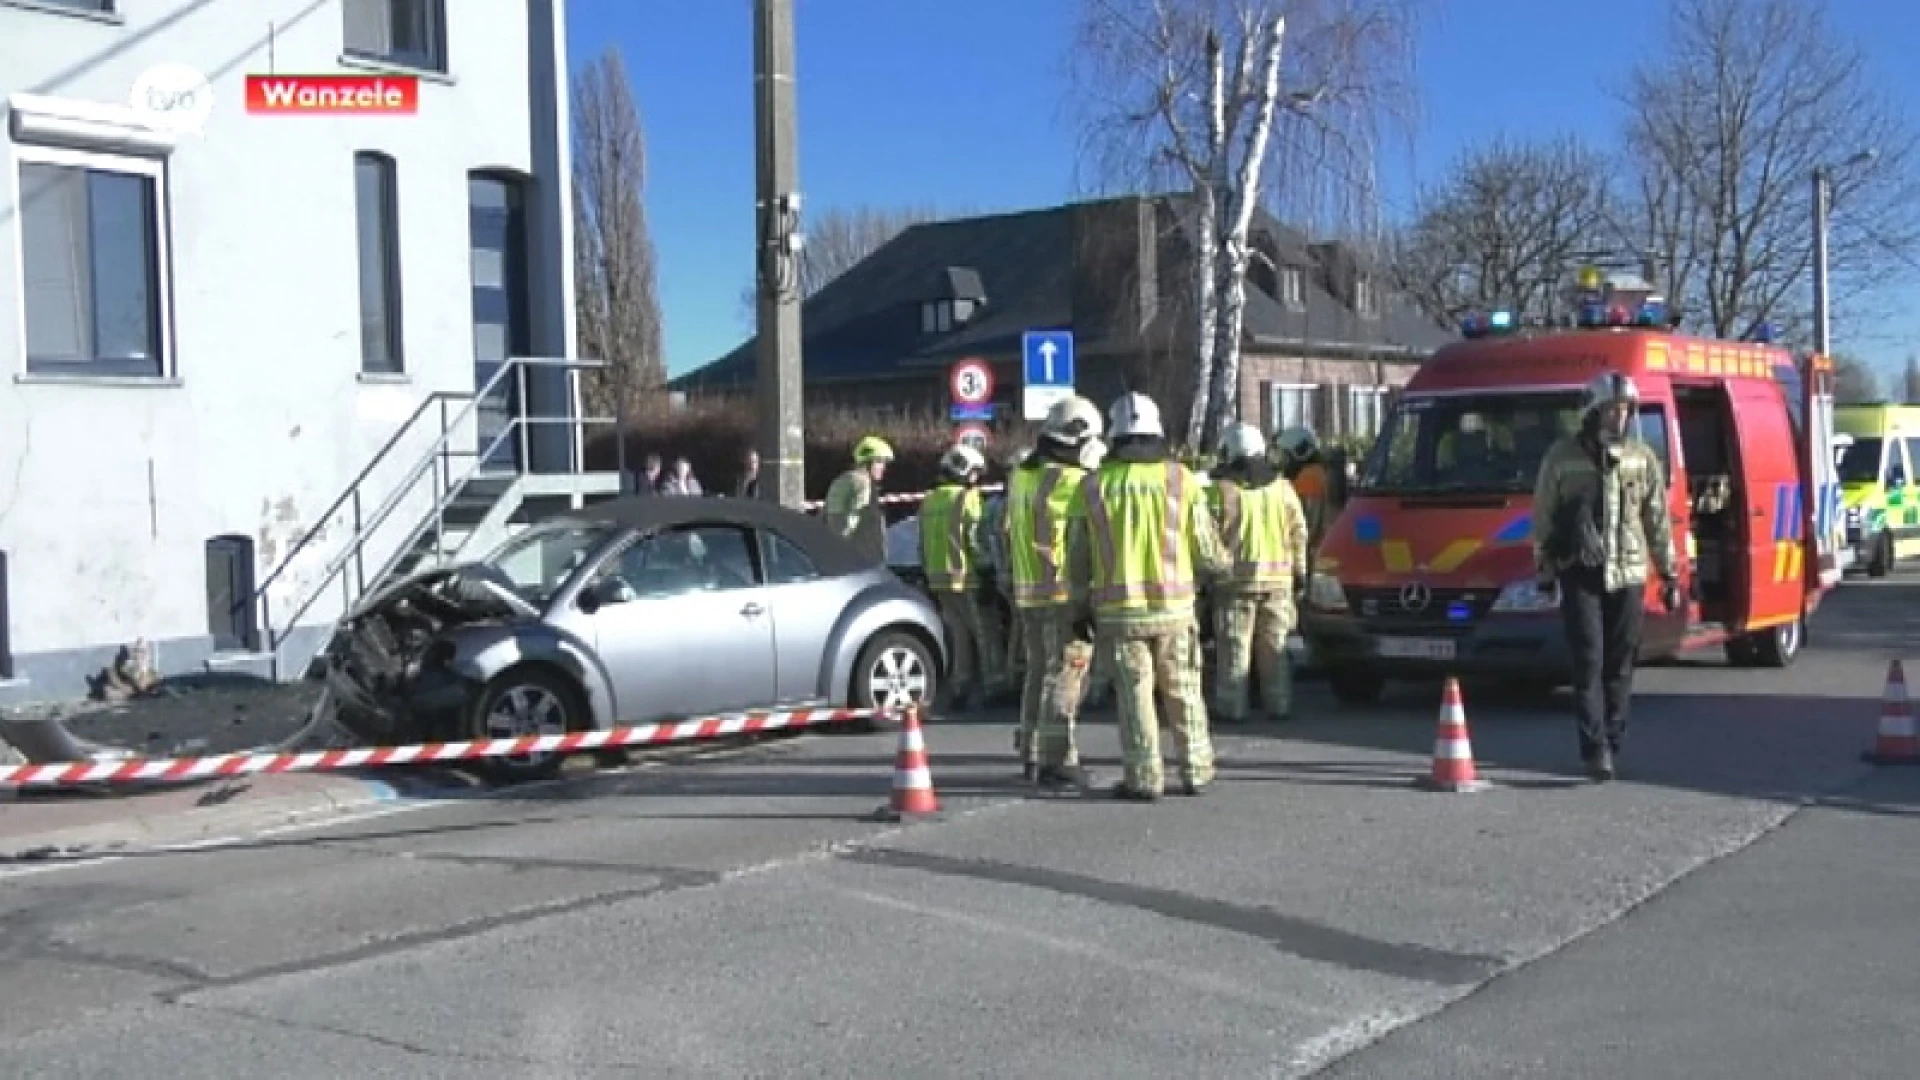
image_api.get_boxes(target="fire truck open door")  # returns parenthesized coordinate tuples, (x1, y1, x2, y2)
(1802, 354, 1848, 587)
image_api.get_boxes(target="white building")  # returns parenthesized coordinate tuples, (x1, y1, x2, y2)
(0, 0, 608, 706)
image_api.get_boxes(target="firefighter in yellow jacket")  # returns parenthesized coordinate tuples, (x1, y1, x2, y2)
(920, 443, 1004, 712)
(825, 435, 893, 565)
(1066, 392, 1229, 800)
(1208, 422, 1310, 723)
(1004, 396, 1105, 787)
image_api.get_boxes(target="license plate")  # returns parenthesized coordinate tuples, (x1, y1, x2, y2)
(1376, 636, 1455, 660)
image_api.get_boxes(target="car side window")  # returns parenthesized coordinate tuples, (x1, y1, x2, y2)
(1902, 439, 1920, 487)
(1636, 405, 1673, 489)
(609, 525, 760, 598)
(1888, 438, 1912, 487)
(760, 530, 819, 585)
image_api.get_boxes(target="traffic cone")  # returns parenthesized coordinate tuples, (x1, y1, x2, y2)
(1415, 678, 1490, 792)
(1861, 659, 1919, 765)
(873, 707, 942, 821)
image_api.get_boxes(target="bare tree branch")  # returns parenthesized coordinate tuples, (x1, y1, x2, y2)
(736, 204, 952, 327)
(572, 47, 666, 416)
(1390, 136, 1620, 324)
(1617, 0, 1920, 343)
(1068, 0, 1422, 447)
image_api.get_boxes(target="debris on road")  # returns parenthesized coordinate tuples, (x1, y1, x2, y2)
(1, 675, 326, 765)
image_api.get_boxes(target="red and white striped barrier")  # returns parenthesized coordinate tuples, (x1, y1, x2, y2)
(0, 707, 883, 789)
(801, 483, 1005, 512)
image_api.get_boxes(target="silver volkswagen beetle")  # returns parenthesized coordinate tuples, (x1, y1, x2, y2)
(322, 496, 947, 779)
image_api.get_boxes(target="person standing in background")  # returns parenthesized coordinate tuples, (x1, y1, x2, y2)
(735, 448, 761, 499)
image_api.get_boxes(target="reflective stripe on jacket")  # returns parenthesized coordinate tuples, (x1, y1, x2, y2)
(1006, 462, 1084, 608)
(920, 482, 984, 591)
(1079, 460, 1199, 617)
(1209, 477, 1308, 590)
(1532, 434, 1676, 593)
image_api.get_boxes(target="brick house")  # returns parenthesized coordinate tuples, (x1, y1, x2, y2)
(672, 194, 1456, 445)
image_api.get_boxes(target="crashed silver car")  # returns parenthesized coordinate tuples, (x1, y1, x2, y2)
(323, 496, 948, 778)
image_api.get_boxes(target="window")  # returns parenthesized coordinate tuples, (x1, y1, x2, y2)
(1346, 386, 1389, 441)
(488, 524, 615, 606)
(1354, 274, 1377, 318)
(1636, 405, 1673, 482)
(1903, 439, 1920, 487)
(1361, 390, 1583, 495)
(1268, 383, 1317, 434)
(1889, 439, 1911, 488)
(19, 149, 168, 377)
(354, 152, 404, 373)
(611, 526, 759, 598)
(920, 300, 953, 334)
(343, 0, 447, 72)
(0, 549, 11, 681)
(760, 530, 819, 585)
(204, 536, 259, 651)
(1280, 267, 1305, 310)
(1837, 438, 1883, 485)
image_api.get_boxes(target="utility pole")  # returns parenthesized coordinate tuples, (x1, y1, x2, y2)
(753, 0, 806, 507)
(1812, 166, 1831, 357)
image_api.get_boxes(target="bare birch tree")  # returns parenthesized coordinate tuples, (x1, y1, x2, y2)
(572, 47, 666, 417)
(1619, 0, 1920, 343)
(1071, 0, 1419, 449)
(736, 204, 950, 326)
(1392, 137, 1619, 324)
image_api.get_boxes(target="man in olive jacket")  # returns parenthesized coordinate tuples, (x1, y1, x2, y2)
(1532, 371, 1681, 783)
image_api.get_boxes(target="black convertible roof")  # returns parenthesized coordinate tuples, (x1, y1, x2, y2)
(553, 495, 874, 577)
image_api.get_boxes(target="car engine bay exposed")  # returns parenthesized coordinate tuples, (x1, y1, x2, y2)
(324, 569, 521, 742)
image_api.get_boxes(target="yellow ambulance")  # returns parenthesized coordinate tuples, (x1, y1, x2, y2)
(1835, 404, 1920, 576)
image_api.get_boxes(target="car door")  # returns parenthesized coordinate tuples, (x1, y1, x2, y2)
(757, 527, 843, 703)
(1892, 436, 1919, 560)
(581, 524, 777, 723)
(1729, 380, 1804, 631)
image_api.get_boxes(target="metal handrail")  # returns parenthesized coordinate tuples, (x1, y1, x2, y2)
(360, 412, 620, 590)
(261, 357, 608, 655)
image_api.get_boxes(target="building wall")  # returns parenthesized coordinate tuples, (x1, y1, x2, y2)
(0, 0, 571, 704)
(1240, 352, 1418, 445)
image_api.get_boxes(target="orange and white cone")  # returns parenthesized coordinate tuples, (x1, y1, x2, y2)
(1861, 659, 1919, 765)
(874, 707, 942, 820)
(1415, 678, 1489, 792)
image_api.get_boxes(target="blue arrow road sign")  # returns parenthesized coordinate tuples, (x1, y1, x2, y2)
(1022, 330, 1075, 388)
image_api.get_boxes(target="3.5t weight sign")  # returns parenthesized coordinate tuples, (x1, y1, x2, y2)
(949, 359, 995, 405)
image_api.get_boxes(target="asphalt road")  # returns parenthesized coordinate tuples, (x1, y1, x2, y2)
(2, 572, 1916, 1078)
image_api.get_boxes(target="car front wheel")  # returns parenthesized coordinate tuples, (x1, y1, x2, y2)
(467, 666, 583, 783)
(851, 630, 938, 725)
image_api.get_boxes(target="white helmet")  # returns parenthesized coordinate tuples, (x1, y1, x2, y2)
(1108, 392, 1164, 440)
(1040, 395, 1103, 447)
(1582, 371, 1640, 414)
(939, 443, 987, 480)
(1274, 426, 1318, 459)
(1077, 436, 1108, 471)
(1218, 422, 1266, 462)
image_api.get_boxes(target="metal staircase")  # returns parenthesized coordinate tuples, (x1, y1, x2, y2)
(249, 356, 623, 681)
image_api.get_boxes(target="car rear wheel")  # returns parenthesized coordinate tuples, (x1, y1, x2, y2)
(1747, 616, 1804, 669)
(852, 630, 937, 724)
(467, 666, 583, 784)
(1868, 533, 1893, 578)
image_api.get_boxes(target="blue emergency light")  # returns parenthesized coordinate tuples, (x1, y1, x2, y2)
(1634, 299, 1668, 327)
(1460, 309, 1517, 339)
(1748, 321, 1780, 343)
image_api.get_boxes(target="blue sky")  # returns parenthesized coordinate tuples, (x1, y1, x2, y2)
(566, 0, 1920, 383)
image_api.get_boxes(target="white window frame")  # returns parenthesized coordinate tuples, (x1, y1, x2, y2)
(1347, 385, 1389, 441)
(12, 142, 174, 380)
(1354, 274, 1378, 318)
(1268, 382, 1317, 434)
(1280, 267, 1305, 310)
(342, 0, 449, 74)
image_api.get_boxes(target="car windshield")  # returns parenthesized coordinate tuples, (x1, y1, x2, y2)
(1837, 437, 1883, 484)
(1359, 391, 1588, 495)
(483, 524, 615, 606)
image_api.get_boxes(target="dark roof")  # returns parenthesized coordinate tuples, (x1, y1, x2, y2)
(672, 196, 1455, 390)
(555, 495, 873, 578)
